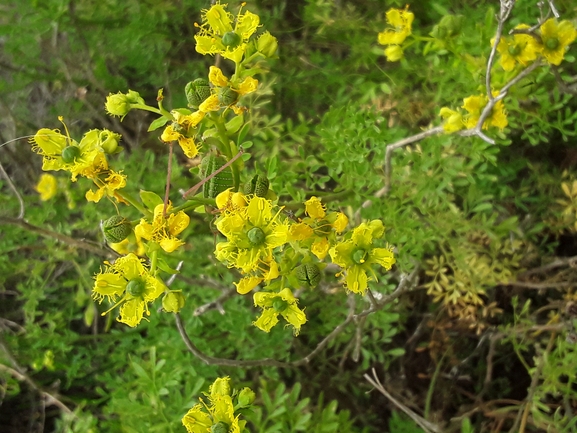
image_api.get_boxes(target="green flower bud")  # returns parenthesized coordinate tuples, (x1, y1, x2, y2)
(102, 215, 132, 243)
(352, 249, 367, 265)
(162, 291, 185, 313)
(210, 377, 231, 397)
(244, 174, 270, 197)
(185, 78, 211, 109)
(295, 264, 321, 289)
(217, 87, 238, 106)
(222, 31, 242, 49)
(247, 227, 266, 246)
(431, 15, 464, 39)
(211, 422, 229, 433)
(99, 130, 122, 154)
(237, 387, 256, 407)
(105, 90, 145, 119)
(257, 32, 278, 58)
(61, 145, 81, 163)
(272, 298, 289, 312)
(126, 278, 146, 297)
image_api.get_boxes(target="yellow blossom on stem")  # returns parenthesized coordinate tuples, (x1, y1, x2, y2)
(135, 204, 190, 253)
(160, 110, 205, 158)
(199, 66, 259, 115)
(30, 118, 107, 181)
(35, 174, 58, 201)
(384, 45, 404, 62)
(378, 7, 414, 45)
(215, 195, 288, 273)
(92, 253, 166, 327)
(462, 93, 508, 131)
(439, 107, 464, 133)
(539, 18, 577, 66)
(329, 220, 395, 295)
(253, 288, 307, 335)
(85, 170, 127, 203)
(194, 1, 260, 64)
(492, 24, 539, 71)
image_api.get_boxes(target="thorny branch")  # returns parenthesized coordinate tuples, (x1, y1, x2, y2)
(176, 265, 420, 368)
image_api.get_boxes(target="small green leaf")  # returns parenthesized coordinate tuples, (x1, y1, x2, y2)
(140, 190, 163, 211)
(148, 116, 171, 132)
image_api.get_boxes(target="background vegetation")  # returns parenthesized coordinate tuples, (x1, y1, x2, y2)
(1, 0, 577, 432)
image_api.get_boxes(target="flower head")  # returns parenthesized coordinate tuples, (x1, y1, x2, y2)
(493, 25, 539, 71)
(378, 7, 414, 46)
(92, 253, 166, 327)
(35, 174, 58, 201)
(194, 1, 260, 64)
(199, 66, 258, 115)
(85, 170, 127, 203)
(253, 288, 307, 335)
(161, 110, 205, 158)
(539, 18, 577, 66)
(135, 204, 190, 253)
(462, 93, 508, 131)
(31, 117, 106, 181)
(439, 107, 464, 133)
(329, 220, 395, 294)
(215, 195, 288, 273)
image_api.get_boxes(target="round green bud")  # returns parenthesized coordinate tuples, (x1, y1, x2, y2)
(211, 422, 229, 433)
(99, 130, 122, 154)
(272, 298, 289, 312)
(218, 87, 238, 106)
(102, 215, 132, 243)
(545, 38, 559, 50)
(237, 387, 256, 407)
(295, 264, 321, 289)
(162, 291, 185, 313)
(508, 45, 521, 56)
(61, 145, 81, 163)
(257, 32, 278, 58)
(352, 249, 366, 265)
(105, 90, 144, 118)
(185, 78, 211, 109)
(247, 227, 266, 246)
(126, 278, 146, 297)
(222, 31, 241, 49)
(210, 377, 231, 397)
(244, 174, 270, 197)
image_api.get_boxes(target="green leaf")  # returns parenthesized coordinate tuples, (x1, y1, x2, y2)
(148, 116, 170, 132)
(140, 190, 163, 211)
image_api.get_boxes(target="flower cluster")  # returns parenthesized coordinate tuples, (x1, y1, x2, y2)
(182, 377, 254, 433)
(377, 7, 414, 62)
(440, 92, 508, 133)
(135, 203, 191, 253)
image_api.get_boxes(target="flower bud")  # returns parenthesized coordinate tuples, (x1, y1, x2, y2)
(384, 45, 403, 62)
(102, 215, 132, 243)
(105, 90, 145, 119)
(237, 387, 256, 407)
(185, 79, 211, 109)
(217, 87, 238, 106)
(257, 32, 278, 58)
(211, 422, 229, 433)
(244, 174, 270, 197)
(295, 263, 321, 289)
(210, 377, 231, 397)
(222, 31, 242, 49)
(431, 15, 464, 39)
(162, 291, 185, 313)
(99, 130, 122, 154)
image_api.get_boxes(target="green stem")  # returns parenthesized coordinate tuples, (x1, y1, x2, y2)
(131, 103, 164, 116)
(150, 250, 159, 274)
(116, 191, 152, 219)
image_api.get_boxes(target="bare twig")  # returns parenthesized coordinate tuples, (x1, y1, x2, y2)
(0, 158, 25, 219)
(518, 255, 577, 278)
(505, 281, 574, 289)
(364, 368, 443, 433)
(193, 288, 236, 316)
(486, 1, 516, 100)
(550, 66, 577, 95)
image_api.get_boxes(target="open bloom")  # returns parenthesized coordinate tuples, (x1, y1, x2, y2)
(439, 107, 464, 133)
(462, 93, 508, 131)
(135, 204, 190, 253)
(377, 6, 413, 61)
(92, 253, 166, 327)
(215, 195, 289, 273)
(493, 24, 539, 71)
(329, 220, 395, 294)
(539, 18, 577, 66)
(289, 196, 348, 260)
(161, 110, 205, 158)
(194, 1, 260, 64)
(199, 66, 258, 115)
(35, 174, 58, 201)
(85, 170, 127, 203)
(31, 118, 106, 181)
(253, 288, 307, 335)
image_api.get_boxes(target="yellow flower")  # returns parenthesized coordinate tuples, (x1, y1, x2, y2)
(135, 204, 190, 253)
(109, 233, 146, 257)
(199, 66, 258, 115)
(329, 220, 395, 294)
(215, 195, 288, 273)
(233, 259, 279, 295)
(253, 288, 307, 335)
(288, 196, 348, 260)
(85, 170, 127, 203)
(539, 18, 577, 66)
(378, 7, 414, 46)
(194, 1, 260, 64)
(31, 118, 106, 181)
(439, 107, 464, 133)
(35, 174, 58, 201)
(462, 93, 508, 131)
(215, 188, 247, 211)
(493, 25, 539, 71)
(384, 45, 404, 62)
(160, 111, 205, 158)
(92, 253, 166, 327)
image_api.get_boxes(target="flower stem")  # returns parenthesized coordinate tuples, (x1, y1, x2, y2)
(116, 191, 152, 218)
